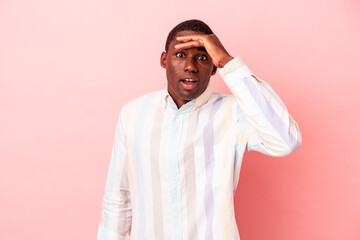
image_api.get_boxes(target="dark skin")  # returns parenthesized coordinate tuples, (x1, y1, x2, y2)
(160, 30, 234, 108)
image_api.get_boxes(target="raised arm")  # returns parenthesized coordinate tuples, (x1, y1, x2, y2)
(219, 57, 302, 156)
(175, 33, 302, 156)
(98, 110, 132, 239)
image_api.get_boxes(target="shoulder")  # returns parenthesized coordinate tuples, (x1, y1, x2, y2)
(209, 92, 247, 120)
(205, 91, 240, 113)
(209, 92, 237, 105)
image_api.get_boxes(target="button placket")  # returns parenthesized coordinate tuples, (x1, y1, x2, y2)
(168, 113, 183, 240)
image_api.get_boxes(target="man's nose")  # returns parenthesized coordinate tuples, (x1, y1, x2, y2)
(184, 58, 198, 72)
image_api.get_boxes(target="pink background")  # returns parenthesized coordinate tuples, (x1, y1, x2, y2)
(1, 0, 359, 239)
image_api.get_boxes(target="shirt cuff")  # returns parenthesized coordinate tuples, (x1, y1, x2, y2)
(218, 56, 253, 80)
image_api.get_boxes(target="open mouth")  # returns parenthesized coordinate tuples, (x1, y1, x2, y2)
(180, 78, 198, 90)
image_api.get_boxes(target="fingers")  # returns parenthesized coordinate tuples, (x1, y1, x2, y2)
(174, 35, 208, 50)
(174, 40, 203, 50)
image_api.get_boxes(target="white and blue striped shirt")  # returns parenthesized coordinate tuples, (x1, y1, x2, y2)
(97, 56, 302, 240)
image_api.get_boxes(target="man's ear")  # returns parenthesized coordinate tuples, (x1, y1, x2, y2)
(211, 65, 217, 76)
(160, 51, 167, 69)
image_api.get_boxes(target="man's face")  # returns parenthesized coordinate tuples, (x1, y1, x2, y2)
(161, 30, 216, 108)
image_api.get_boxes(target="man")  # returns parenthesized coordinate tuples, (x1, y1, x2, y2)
(97, 19, 301, 240)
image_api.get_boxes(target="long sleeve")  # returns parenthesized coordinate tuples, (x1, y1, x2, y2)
(219, 56, 302, 157)
(98, 110, 132, 240)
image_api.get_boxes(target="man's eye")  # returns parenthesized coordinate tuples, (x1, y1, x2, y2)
(176, 52, 185, 58)
(197, 55, 207, 61)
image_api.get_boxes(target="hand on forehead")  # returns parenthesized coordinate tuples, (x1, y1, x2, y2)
(172, 32, 233, 68)
(173, 33, 209, 51)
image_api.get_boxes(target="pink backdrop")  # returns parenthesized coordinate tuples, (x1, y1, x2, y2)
(1, 0, 359, 239)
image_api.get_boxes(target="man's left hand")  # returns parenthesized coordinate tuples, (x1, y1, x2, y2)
(175, 33, 233, 68)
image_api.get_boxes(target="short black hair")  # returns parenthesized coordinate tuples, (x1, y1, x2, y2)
(165, 19, 213, 52)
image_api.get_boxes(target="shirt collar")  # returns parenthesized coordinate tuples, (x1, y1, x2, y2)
(161, 81, 214, 111)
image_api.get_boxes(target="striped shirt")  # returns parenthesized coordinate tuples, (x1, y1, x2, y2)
(97, 57, 302, 240)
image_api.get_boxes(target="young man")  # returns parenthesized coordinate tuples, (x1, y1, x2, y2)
(97, 19, 301, 240)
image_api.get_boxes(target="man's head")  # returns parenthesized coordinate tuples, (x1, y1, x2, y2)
(160, 19, 217, 108)
(164, 19, 214, 52)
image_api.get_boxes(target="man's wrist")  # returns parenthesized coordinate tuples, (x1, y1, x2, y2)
(218, 55, 234, 68)
(218, 56, 252, 80)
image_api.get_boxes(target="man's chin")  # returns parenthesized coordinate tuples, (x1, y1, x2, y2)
(179, 91, 200, 101)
